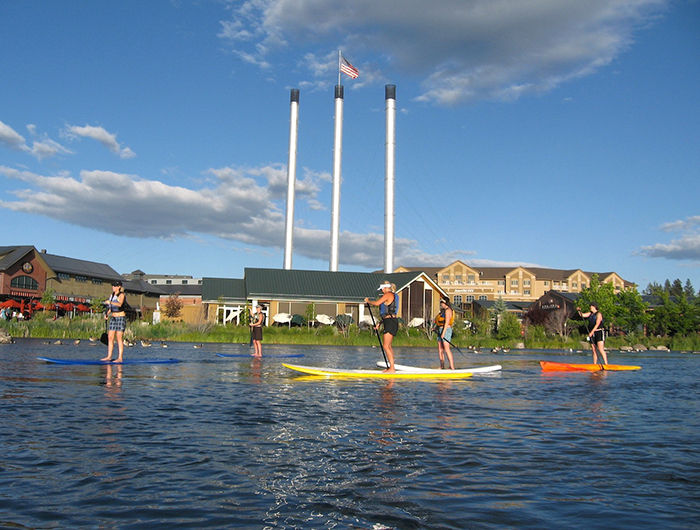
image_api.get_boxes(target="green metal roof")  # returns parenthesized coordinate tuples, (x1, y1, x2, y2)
(244, 268, 438, 302)
(202, 277, 246, 302)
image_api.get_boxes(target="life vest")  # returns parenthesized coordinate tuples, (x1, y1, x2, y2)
(108, 293, 124, 313)
(435, 307, 455, 327)
(379, 293, 398, 317)
(588, 311, 603, 330)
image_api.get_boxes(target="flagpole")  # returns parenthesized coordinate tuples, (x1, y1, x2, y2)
(337, 49, 341, 86)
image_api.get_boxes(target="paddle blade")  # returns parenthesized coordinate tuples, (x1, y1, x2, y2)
(100, 332, 108, 345)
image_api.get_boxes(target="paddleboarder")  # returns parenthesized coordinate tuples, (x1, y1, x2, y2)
(435, 298, 456, 369)
(250, 304, 265, 357)
(364, 282, 399, 372)
(101, 280, 126, 363)
(578, 303, 609, 365)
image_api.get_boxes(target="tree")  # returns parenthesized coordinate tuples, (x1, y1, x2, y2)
(643, 281, 662, 295)
(546, 309, 569, 337)
(683, 279, 696, 300)
(163, 294, 184, 319)
(41, 288, 56, 308)
(615, 287, 649, 334)
(490, 297, 507, 333)
(670, 279, 684, 298)
(496, 312, 521, 340)
(576, 274, 617, 328)
(304, 303, 317, 327)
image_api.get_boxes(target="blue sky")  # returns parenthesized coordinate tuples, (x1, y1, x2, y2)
(1, 0, 698, 290)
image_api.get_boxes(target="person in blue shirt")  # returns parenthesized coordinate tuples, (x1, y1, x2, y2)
(365, 282, 399, 372)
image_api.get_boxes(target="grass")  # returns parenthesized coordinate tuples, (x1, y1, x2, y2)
(1, 312, 698, 351)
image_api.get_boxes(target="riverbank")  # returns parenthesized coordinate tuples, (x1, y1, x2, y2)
(2, 312, 698, 352)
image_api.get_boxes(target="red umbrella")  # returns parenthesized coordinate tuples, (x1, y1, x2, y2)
(1, 300, 21, 309)
(34, 301, 44, 310)
(76, 304, 91, 312)
(63, 303, 74, 311)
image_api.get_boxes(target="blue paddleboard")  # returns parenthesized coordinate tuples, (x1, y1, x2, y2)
(37, 357, 181, 365)
(215, 353, 304, 358)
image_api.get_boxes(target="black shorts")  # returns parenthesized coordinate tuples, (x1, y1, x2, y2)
(592, 329, 606, 343)
(382, 317, 398, 336)
(252, 326, 263, 341)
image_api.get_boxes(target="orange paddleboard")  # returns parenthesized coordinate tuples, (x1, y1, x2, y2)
(540, 361, 641, 372)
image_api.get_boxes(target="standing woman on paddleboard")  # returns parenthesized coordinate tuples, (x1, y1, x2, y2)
(435, 298, 456, 370)
(101, 280, 126, 362)
(365, 282, 399, 372)
(250, 305, 264, 358)
(579, 303, 608, 365)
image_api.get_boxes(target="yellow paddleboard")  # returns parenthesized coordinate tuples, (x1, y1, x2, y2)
(283, 363, 473, 379)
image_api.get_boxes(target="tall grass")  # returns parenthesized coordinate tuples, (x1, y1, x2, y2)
(1, 312, 697, 351)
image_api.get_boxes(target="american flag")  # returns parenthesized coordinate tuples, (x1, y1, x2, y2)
(340, 55, 359, 79)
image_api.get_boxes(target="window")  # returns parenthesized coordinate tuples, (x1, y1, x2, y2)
(468, 274, 475, 284)
(75, 275, 87, 283)
(523, 279, 531, 287)
(181, 280, 188, 285)
(511, 279, 519, 287)
(58, 273, 70, 280)
(11, 275, 38, 290)
(453, 295, 462, 305)
(478, 295, 487, 301)
(524, 290, 531, 296)
(92, 278, 103, 284)
(466, 295, 474, 302)
(166, 280, 172, 285)
(544, 281, 549, 286)
(151, 280, 157, 284)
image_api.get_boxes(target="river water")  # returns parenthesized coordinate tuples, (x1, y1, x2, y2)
(0, 339, 697, 529)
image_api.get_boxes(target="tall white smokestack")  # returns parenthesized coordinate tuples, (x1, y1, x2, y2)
(283, 88, 300, 270)
(384, 85, 396, 274)
(329, 84, 344, 272)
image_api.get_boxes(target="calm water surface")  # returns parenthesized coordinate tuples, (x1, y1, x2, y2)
(1, 339, 697, 529)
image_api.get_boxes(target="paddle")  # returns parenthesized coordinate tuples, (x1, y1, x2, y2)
(443, 337, 465, 356)
(366, 303, 389, 367)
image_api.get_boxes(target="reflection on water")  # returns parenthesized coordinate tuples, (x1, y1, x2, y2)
(0, 339, 697, 529)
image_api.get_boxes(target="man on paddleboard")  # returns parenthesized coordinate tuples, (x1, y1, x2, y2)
(365, 282, 398, 372)
(578, 303, 609, 365)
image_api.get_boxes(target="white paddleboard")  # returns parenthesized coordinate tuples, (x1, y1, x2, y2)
(376, 361, 502, 374)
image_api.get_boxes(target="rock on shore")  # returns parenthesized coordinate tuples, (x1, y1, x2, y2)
(0, 329, 13, 344)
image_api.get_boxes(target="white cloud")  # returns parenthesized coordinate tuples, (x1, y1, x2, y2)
(0, 120, 71, 160)
(660, 215, 700, 232)
(219, 0, 668, 104)
(0, 120, 27, 150)
(637, 216, 700, 262)
(0, 163, 486, 269)
(65, 124, 136, 159)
